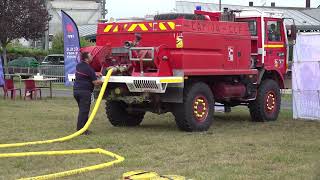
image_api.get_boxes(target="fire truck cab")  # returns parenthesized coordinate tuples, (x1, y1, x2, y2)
(235, 10, 295, 85)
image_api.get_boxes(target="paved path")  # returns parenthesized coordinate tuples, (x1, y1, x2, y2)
(0, 88, 73, 98)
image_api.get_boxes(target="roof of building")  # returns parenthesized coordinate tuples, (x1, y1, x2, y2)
(73, 1, 320, 39)
(78, 24, 97, 39)
(302, 9, 320, 21)
(176, 1, 320, 30)
(50, 0, 100, 10)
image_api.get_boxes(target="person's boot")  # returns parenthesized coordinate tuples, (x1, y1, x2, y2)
(83, 130, 92, 135)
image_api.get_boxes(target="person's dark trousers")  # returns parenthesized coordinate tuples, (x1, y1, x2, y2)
(73, 90, 92, 131)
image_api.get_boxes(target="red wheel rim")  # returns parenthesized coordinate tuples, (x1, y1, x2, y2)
(265, 91, 276, 113)
(193, 96, 209, 122)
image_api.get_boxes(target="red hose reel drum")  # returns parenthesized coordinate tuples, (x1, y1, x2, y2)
(80, 45, 112, 72)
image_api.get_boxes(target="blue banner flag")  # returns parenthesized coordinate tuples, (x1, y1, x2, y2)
(61, 10, 80, 86)
(0, 56, 4, 86)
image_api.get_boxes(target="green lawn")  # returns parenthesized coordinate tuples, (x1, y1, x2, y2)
(0, 98, 319, 180)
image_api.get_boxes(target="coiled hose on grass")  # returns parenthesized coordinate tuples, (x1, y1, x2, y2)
(0, 69, 125, 179)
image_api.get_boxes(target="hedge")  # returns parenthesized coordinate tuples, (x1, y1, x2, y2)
(0, 45, 49, 62)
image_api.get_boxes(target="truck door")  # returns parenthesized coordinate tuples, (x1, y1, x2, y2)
(264, 20, 287, 74)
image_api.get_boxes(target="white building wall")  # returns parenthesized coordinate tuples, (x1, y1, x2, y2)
(47, 0, 102, 36)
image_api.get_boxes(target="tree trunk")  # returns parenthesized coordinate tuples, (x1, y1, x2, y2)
(0, 42, 7, 63)
(2, 45, 8, 74)
(2, 46, 7, 67)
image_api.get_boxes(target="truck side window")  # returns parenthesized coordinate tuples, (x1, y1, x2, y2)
(59, 57, 64, 65)
(247, 21, 257, 36)
(49, 57, 59, 65)
(48, 57, 53, 65)
(238, 20, 257, 36)
(267, 21, 282, 41)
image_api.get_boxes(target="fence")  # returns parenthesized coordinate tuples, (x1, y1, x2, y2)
(292, 33, 320, 120)
(38, 65, 65, 84)
(6, 66, 39, 76)
(4, 65, 65, 84)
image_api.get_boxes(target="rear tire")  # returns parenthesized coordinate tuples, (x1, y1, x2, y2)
(173, 82, 214, 132)
(249, 79, 281, 122)
(105, 101, 145, 126)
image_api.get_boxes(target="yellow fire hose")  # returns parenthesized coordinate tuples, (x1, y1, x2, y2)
(0, 69, 125, 179)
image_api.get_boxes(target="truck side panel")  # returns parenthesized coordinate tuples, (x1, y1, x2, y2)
(171, 32, 253, 75)
(96, 19, 256, 76)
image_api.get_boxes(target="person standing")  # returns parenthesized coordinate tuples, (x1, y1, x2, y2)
(73, 52, 103, 135)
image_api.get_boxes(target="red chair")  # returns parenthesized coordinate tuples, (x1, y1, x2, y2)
(3, 79, 22, 99)
(24, 80, 42, 100)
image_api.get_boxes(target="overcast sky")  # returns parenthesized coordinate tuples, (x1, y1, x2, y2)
(107, 0, 320, 18)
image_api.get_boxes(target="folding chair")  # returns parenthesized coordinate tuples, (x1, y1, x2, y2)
(24, 80, 42, 100)
(3, 79, 22, 100)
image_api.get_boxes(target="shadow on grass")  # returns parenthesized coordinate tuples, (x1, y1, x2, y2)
(215, 113, 249, 122)
(113, 123, 178, 133)
(109, 111, 257, 133)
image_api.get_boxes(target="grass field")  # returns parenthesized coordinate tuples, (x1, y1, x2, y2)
(0, 98, 319, 180)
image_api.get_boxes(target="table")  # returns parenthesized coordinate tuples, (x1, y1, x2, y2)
(23, 78, 58, 98)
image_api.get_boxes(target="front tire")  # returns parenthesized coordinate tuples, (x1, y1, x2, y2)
(173, 82, 214, 132)
(106, 101, 145, 126)
(249, 79, 281, 122)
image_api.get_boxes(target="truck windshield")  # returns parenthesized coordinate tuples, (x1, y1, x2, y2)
(43, 56, 64, 65)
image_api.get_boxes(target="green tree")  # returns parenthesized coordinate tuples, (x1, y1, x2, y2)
(50, 33, 95, 54)
(80, 37, 95, 49)
(0, 0, 50, 66)
(50, 33, 64, 54)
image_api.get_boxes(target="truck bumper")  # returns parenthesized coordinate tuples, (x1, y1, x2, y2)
(101, 76, 184, 93)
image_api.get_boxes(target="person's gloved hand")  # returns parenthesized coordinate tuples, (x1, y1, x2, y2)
(95, 72, 102, 78)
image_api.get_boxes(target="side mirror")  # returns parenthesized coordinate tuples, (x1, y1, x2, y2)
(288, 25, 297, 41)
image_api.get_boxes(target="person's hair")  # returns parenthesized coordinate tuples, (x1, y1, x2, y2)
(81, 52, 90, 61)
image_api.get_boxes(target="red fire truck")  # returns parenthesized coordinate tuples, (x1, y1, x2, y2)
(84, 9, 296, 131)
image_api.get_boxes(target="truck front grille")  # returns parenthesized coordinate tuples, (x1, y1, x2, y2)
(133, 80, 158, 89)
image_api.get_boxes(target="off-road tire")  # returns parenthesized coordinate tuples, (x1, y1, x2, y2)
(173, 82, 214, 132)
(249, 79, 281, 122)
(106, 101, 145, 126)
